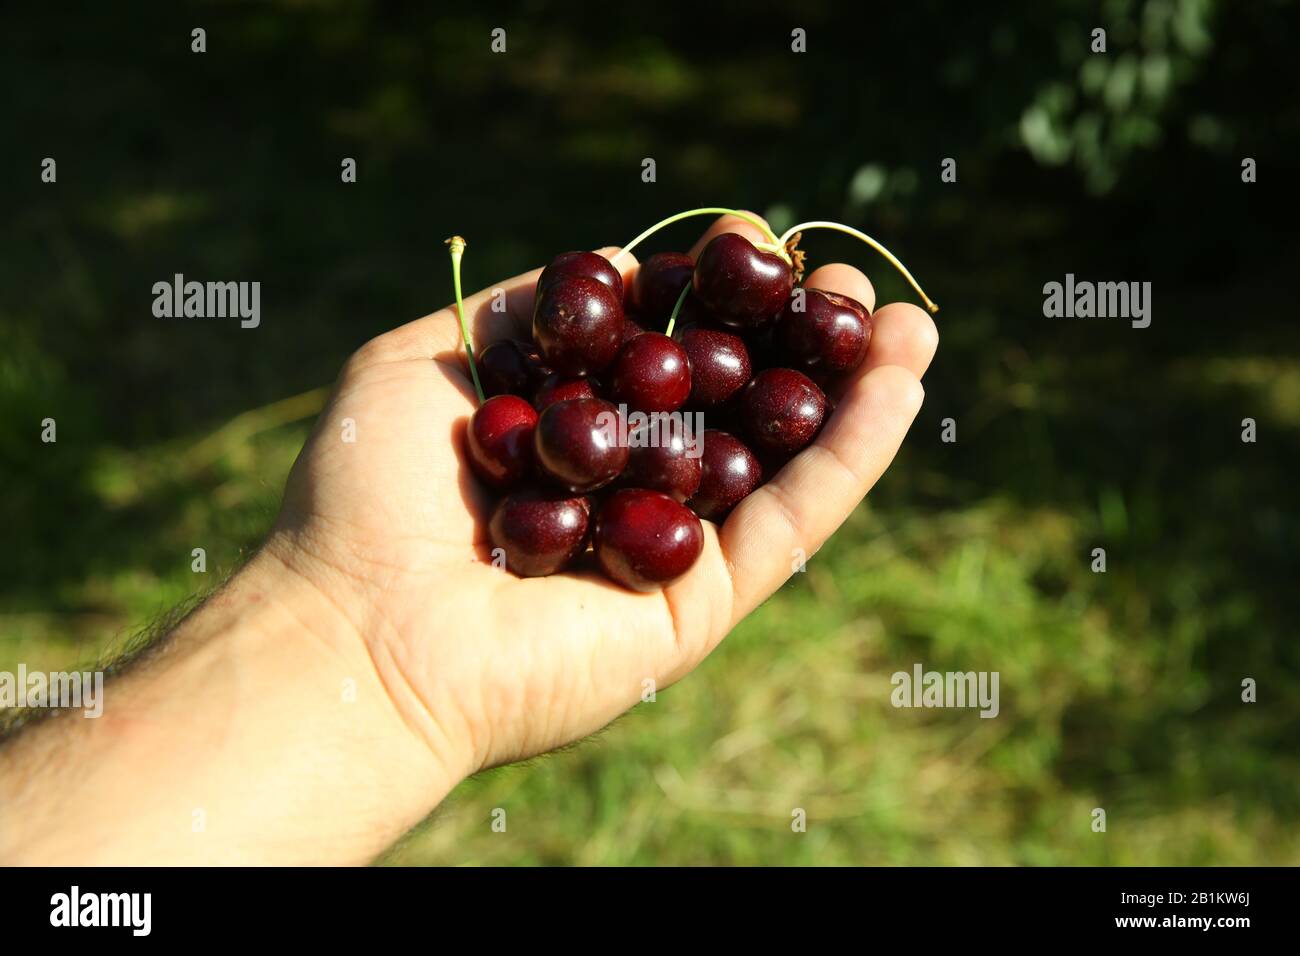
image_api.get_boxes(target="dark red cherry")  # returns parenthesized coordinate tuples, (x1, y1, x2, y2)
(536, 251, 624, 303)
(689, 430, 762, 521)
(631, 252, 694, 322)
(743, 324, 779, 373)
(623, 421, 703, 502)
(522, 343, 554, 390)
(478, 339, 533, 398)
(776, 289, 872, 375)
(608, 332, 692, 413)
(533, 276, 624, 377)
(692, 233, 793, 329)
(593, 489, 704, 591)
(493, 340, 551, 392)
(534, 373, 598, 411)
(488, 490, 591, 577)
(676, 291, 721, 328)
(674, 326, 751, 407)
(465, 395, 538, 490)
(741, 368, 828, 455)
(534, 397, 630, 492)
(621, 314, 646, 344)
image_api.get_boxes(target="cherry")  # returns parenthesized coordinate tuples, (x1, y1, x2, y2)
(464, 395, 538, 490)
(674, 326, 751, 408)
(631, 252, 694, 322)
(776, 289, 872, 375)
(676, 291, 722, 328)
(742, 324, 779, 374)
(535, 250, 624, 303)
(740, 368, 828, 455)
(489, 490, 592, 577)
(622, 422, 702, 503)
(534, 397, 630, 492)
(477, 339, 533, 397)
(593, 489, 704, 591)
(608, 332, 692, 413)
(533, 276, 624, 377)
(689, 429, 762, 521)
(534, 373, 598, 411)
(692, 233, 793, 329)
(621, 314, 646, 344)
(444, 208, 941, 589)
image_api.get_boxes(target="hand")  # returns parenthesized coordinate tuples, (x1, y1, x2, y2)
(0, 213, 937, 865)
(268, 212, 938, 782)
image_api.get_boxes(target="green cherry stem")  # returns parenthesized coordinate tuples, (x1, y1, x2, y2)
(445, 235, 486, 404)
(664, 283, 691, 338)
(614, 207, 781, 265)
(778, 221, 940, 314)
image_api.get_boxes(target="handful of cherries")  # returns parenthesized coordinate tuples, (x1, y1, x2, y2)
(451, 208, 938, 593)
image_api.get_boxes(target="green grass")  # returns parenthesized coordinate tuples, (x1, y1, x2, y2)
(380, 488, 1300, 866)
(6, 393, 1296, 866)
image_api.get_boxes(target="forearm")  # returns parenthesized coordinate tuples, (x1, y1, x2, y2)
(0, 549, 457, 866)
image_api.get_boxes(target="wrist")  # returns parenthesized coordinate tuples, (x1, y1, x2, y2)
(260, 526, 479, 783)
(0, 543, 465, 865)
(231, 541, 476, 826)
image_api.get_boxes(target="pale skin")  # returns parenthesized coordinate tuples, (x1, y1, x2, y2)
(0, 214, 937, 864)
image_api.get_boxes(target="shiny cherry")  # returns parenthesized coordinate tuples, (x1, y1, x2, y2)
(534, 373, 598, 411)
(465, 395, 538, 490)
(608, 332, 692, 413)
(743, 324, 779, 373)
(593, 489, 704, 591)
(631, 252, 694, 322)
(621, 314, 646, 344)
(776, 289, 872, 374)
(534, 397, 629, 492)
(740, 368, 828, 455)
(692, 233, 793, 329)
(676, 291, 722, 328)
(478, 339, 534, 397)
(622, 422, 703, 503)
(489, 490, 591, 577)
(533, 276, 624, 376)
(535, 250, 624, 303)
(674, 326, 751, 407)
(689, 430, 762, 521)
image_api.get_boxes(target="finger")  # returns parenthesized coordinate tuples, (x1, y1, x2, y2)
(719, 364, 925, 624)
(687, 211, 773, 260)
(593, 245, 640, 299)
(353, 267, 539, 367)
(859, 302, 939, 379)
(801, 262, 876, 314)
(655, 526, 739, 685)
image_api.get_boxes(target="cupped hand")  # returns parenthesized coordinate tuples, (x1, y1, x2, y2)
(268, 213, 938, 784)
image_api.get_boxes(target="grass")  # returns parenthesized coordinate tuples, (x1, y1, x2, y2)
(6, 381, 1296, 865)
(380, 489, 1300, 866)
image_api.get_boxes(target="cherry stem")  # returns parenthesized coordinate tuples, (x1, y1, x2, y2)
(778, 221, 940, 314)
(445, 235, 486, 404)
(614, 207, 781, 264)
(664, 284, 691, 338)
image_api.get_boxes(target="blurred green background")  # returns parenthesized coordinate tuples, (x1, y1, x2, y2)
(3, 0, 1298, 864)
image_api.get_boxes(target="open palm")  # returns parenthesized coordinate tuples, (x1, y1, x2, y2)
(270, 213, 937, 780)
